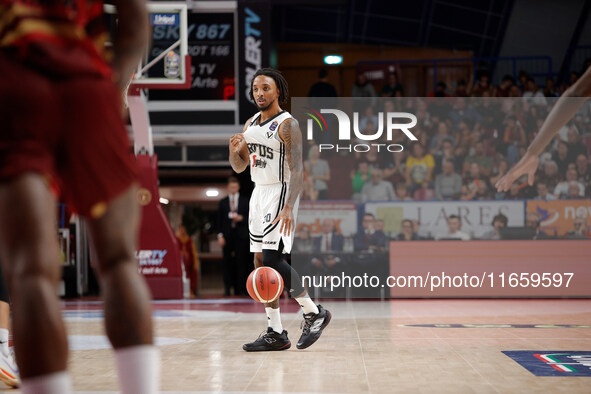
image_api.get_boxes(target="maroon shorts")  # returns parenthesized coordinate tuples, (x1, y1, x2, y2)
(0, 50, 138, 218)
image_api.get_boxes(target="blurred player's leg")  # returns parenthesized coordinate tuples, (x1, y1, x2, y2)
(87, 185, 159, 394)
(0, 174, 71, 393)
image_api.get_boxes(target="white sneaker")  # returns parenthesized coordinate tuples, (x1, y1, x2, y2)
(0, 350, 19, 388)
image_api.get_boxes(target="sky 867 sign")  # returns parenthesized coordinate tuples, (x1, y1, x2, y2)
(148, 12, 235, 101)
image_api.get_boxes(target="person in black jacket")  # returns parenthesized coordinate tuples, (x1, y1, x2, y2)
(217, 177, 250, 296)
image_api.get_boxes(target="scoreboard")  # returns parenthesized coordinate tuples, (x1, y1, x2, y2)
(148, 12, 236, 102)
(138, 1, 270, 128)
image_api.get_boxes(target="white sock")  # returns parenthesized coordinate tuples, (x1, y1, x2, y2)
(114, 345, 160, 394)
(0, 328, 8, 356)
(21, 371, 72, 394)
(265, 307, 283, 333)
(296, 296, 319, 315)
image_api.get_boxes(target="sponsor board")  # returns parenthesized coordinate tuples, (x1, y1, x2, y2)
(238, 3, 270, 122)
(297, 201, 358, 237)
(365, 200, 525, 238)
(527, 200, 591, 237)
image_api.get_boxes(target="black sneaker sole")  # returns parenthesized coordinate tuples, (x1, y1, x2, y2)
(296, 309, 332, 350)
(242, 341, 291, 352)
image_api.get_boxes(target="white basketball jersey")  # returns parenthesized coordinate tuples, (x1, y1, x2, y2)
(243, 110, 292, 185)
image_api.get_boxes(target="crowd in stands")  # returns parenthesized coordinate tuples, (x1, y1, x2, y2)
(294, 66, 591, 282)
(303, 67, 591, 203)
(294, 211, 590, 266)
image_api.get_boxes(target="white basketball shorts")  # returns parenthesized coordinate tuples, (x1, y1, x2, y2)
(249, 182, 299, 253)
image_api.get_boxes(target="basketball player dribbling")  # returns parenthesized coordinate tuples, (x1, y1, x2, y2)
(496, 65, 591, 191)
(0, 1, 159, 393)
(229, 68, 331, 351)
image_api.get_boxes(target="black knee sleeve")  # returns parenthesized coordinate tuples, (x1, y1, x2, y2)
(262, 241, 304, 295)
(0, 264, 9, 303)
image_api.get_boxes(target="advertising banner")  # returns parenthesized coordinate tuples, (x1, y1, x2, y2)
(527, 200, 591, 237)
(238, 1, 270, 123)
(365, 200, 525, 239)
(297, 201, 358, 237)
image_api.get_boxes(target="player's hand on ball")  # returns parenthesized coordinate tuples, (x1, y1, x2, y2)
(272, 206, 294, 237)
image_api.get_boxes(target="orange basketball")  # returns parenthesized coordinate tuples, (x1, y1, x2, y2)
(246, 267, 284, 303)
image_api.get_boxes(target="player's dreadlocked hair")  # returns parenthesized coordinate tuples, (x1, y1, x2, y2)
(249, 68, 289, 106)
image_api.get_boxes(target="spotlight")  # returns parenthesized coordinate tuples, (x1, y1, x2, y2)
(323, 55, 342, 65)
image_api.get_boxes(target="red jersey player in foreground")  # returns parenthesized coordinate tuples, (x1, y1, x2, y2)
(230, 68, 331, 351)
(496, 66, 591, 192)
(0, 1, 158, 393)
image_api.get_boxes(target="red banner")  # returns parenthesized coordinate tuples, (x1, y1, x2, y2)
(136, 154, 183, 299)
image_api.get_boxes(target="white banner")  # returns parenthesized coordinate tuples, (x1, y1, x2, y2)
(297, 201, 358, 236)
(364, 200, 525, 239)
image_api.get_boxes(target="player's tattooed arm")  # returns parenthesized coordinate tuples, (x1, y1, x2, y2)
(280, 118, 304, 208)
(229, 118, 252, 173)
(272, 117, 304, 236)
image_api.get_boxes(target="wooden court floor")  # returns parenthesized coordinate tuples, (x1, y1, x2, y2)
(2, 298, 590, 393)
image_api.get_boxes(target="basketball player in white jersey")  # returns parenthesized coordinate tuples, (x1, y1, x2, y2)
(229, 68, 331, 351)
(496, 65, 591, 191)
